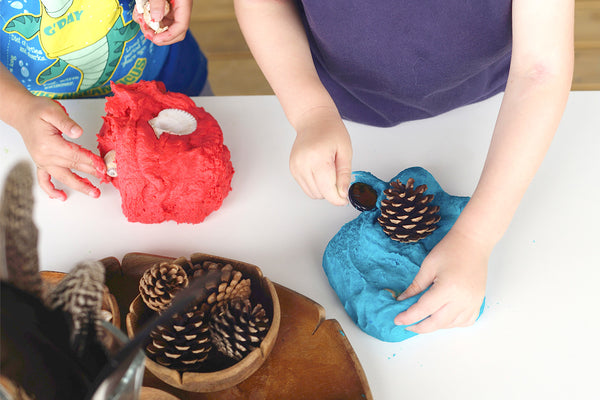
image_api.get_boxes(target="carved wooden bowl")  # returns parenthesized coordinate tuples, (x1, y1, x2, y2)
(40, 270, 121, 327)
(125, 253, 281, 393)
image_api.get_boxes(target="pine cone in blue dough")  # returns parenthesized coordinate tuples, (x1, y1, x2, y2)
(323, 167, 482, 342)
(377, 178, 441, 243)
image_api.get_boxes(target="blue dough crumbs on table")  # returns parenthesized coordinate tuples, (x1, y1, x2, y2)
(322, 167, 484, 342)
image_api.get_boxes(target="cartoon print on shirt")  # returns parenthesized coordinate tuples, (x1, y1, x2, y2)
(3, 0, 139, 91)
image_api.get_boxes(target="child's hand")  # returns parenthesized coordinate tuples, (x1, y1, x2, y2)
(289, 108, 352, 206)
(393, 227, 489, 333)
(134, 0, 192, 45)
(16, 96, 106, 201)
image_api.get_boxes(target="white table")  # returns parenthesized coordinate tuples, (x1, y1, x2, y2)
(1, 92, 599, 400)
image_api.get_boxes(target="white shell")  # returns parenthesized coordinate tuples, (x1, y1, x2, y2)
(142, 1, 170, 34)
(104, 150, 117, 177)
(149, 108, 197, 138)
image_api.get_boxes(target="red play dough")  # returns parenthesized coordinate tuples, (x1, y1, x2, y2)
(97, 81, 234, 224)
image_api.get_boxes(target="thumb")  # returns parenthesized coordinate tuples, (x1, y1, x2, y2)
(149, 0, 167, 21)
(396, 268, 435, 301)
(45, 104, 83, 139)
(335, 146, 352, 202)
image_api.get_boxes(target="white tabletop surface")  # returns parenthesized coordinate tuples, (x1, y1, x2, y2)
(1, 92, 599, 400)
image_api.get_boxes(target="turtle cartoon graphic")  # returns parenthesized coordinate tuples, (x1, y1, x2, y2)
(3, 0, 140, 91)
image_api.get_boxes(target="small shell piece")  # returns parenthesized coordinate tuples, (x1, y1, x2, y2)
(104, 150, 117, 177)
(149, 108, 198, 138)
(142, 0, 170, 34)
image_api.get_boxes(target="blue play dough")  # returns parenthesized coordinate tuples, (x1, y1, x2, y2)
(323, 167, 483, 342)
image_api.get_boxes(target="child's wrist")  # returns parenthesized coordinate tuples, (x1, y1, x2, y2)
(3, 91, 37, 130)
(291, 105, 341, 133)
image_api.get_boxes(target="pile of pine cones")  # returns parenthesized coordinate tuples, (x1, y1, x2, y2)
(138, 259, 271, 372)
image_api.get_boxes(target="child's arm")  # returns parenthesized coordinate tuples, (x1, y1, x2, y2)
(134, 0, 193, 45)
(395, 0, 574, 333)
(0, 65, 106, 201)
(234, 0, 351, 205)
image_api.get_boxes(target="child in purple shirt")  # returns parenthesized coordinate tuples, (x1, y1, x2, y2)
(234, 0, 574, 334)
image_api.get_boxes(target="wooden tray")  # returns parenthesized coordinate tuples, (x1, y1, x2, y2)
(102, 253, 372, 400)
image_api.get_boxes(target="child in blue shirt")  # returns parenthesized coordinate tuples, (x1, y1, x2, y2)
(0, 0, 208, 200)
(234, 0, 574, 334)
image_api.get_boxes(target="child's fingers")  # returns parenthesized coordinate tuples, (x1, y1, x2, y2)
(148, 0, 167, 21)
(47, 167, 101, 198)
(396, 267, 435, 301)
(314, 163, 346, 206)
(42, 143, 105, 180)
(394, 271, 439, 326)
(300, 172, 322, 199)
(335, 149, 352, 204)
(42, 104, 83, 138)
(151, 0, 190, 44)
(152, 28, 186, 46)
(394, 290, 440, 327)
(36, 168, 67, 201)
(404, 303, 456, 334)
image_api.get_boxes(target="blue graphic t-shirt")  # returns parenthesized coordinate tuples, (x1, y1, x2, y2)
(0, 0, 206, 98)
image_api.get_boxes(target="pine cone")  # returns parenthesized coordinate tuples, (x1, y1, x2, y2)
(145, 302, 213, 372)
(191, 262, 252, 311)
(143, 259, 270, 369)
(209, 298, 270, 361)
(377, 178, 441, 243)
(139, 262, 189, 312)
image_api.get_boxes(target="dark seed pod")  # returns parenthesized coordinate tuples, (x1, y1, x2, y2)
(377, 178, 441, 243)
(348, 182, 378, 211)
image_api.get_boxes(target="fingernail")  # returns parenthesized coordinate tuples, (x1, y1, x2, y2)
(89, 188, 101, 198)
(54, 193, 67, 202)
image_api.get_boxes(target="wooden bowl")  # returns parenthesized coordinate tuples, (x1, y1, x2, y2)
(40, 270, 121, 327)
(126, 253, 281, 392)
(140, 386, 180, 400)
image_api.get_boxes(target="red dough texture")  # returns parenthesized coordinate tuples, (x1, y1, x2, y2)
(97, 81, 234, 224)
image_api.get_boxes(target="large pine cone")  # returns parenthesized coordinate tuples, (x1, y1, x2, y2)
(144, 302, 212, 372)
(378, 178, 441, 243)
(209, 298, 270, 361)
(140, 262, 189, 312)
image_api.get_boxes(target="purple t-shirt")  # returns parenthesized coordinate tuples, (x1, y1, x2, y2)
(297, 1, 512, 127)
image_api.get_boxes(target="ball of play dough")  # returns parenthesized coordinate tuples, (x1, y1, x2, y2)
(322, 167, 484, 342)
(97, 81, 234, 224)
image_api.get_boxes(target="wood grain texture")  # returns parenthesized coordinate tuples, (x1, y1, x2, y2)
(102, 253, 372, 400)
